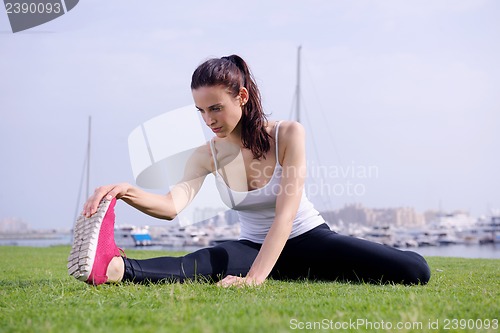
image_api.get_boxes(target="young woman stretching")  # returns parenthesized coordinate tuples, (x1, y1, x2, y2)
(68, 55, 430, 287)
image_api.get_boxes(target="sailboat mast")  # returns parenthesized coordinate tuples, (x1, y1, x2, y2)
(86, 116, 91, 199)
(295, 45, 302, 123)
(72, 116, 92, 240)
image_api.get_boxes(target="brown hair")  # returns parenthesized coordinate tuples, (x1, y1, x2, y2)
(191, 55, 271, 160)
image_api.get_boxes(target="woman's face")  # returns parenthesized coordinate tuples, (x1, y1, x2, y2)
(192, 85, 246, 138)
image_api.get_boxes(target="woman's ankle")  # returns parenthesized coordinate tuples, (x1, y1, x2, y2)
(106, 256, 125, 283)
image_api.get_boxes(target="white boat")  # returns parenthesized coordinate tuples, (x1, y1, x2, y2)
(115, 225, 152, 247)
(475, 213, 500, 244)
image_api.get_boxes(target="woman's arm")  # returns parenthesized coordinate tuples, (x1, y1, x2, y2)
(82, 144, 212, 220)
(218, 121, 306, 286)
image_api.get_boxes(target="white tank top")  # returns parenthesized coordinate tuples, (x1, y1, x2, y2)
(209, 121, 325, 243)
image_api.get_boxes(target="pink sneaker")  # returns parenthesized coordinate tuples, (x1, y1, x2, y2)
(67, 198, 122, 285)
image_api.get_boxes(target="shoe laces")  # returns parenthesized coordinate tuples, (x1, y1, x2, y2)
(118, 247, 127, 258)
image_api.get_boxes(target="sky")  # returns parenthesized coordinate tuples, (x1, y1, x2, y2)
(1, 0, 499, 230)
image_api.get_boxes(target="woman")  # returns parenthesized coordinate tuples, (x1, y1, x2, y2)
(68, 55, 430, 287)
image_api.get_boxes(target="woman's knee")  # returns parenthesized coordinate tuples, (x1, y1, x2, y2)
(404, 251, 431, 285)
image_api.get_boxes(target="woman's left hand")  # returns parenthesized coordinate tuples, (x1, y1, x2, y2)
(216, 275, 263, 288)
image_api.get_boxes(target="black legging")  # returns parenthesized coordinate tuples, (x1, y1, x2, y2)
(122, 224, 431, 285)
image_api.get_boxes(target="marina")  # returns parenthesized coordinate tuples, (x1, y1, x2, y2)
(2, 202, 499, 259)
(1, 235, 498, 259)
(1, 216, 499, 259)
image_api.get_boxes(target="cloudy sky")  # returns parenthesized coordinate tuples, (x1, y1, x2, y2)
(1, 0, 499, 230)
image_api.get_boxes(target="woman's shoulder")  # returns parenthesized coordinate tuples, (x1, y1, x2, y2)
(272, 120, 306, 165)
(275, 120, 305, 138)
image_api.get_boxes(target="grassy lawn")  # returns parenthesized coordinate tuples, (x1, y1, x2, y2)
(0, 246, 498, 333)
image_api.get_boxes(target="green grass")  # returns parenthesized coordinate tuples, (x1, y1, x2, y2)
(0, 246, 498, 333)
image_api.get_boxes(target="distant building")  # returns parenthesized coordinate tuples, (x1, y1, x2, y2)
(192, 207, 240, 227)
(321, 203, 424, 228)
(192, 207, 227, 225)
(392, 207, 425, 227)
(332, 203, 368, 225)
(424, 210, 440, 224)
(0, 218, 30, 233)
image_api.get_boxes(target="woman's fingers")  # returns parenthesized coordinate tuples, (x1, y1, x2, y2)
(82, 185, 115, 217)
(216, 275, 261, 288)
(217, 275, 239, 288)
(105, 184, 126, 201)
(81, 183, 130, 217)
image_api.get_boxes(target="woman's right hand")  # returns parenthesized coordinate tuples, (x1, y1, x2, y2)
(82, 183, 130, 218)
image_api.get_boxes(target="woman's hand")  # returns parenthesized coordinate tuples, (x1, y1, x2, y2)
(82, 183, 130, 218)
(216, 275, 264, 288)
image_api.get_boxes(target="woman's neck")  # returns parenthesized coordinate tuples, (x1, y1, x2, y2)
(219, 119, 273, 149)
(224, 119, 244, 146)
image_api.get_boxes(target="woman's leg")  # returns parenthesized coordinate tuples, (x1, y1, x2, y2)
(121, 240, 261, 283)
(272, 224, 431, 285)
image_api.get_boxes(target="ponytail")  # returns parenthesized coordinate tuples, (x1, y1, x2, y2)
(191, 55, 272, 160)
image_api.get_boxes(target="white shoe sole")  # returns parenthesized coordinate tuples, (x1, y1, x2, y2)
(67, 199, 112, 282)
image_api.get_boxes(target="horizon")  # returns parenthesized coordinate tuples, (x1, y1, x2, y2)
(0, 201, 495, 232)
